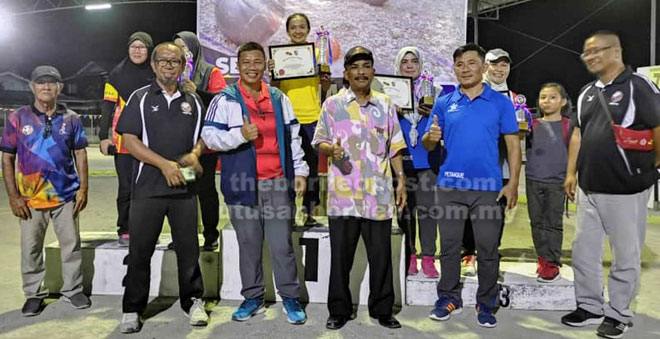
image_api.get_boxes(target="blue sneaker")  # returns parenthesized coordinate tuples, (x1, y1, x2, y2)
(476, 302, 497, 328)
(282, 297, 307, 325)
(429, 296, 462, 321)
(232, 298, 265, 321)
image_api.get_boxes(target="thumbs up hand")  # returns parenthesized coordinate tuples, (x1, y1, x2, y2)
(428, 115, 442, 143)
(331, 137, 345, 161)
(241, 115, 259, 141)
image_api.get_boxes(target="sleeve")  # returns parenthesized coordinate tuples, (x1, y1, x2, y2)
(115, 90, 143, 138)
(200, 95, 249, 151)
(70, 113, 89, 150)
(99, 82, 119, 140)
(387, 101, 407, 158)
(499, 98, 519, 134)
(282, 95, 310, 176)
(1, 112, 18, 154)
(206, 67, 228, 94)
(311, 99, 333, 148)
(633, 75, 660, 128)
(574, 84, 592, 129)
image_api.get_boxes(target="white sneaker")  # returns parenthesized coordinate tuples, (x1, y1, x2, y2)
(120, 312, 141, 333)
(187, 298, 209, 326)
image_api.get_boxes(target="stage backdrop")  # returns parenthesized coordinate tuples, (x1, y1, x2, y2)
(197, 0, 467, 83)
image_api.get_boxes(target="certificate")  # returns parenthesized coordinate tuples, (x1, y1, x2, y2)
(373, 75, 414, 111)
(268, 43, 316, 80)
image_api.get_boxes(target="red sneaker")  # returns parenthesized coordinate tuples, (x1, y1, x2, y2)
(408, 254, 419, 276)
(536, 257, 547, 274)
(538, 262, 560, 283)
(421, 256, 439, 278)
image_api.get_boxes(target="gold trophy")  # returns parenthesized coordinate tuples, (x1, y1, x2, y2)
(418, 71, 435, 108)
(514, 94, 529, 131)
(316, 26, 331, 74)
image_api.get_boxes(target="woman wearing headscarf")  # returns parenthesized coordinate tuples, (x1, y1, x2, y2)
(173, 31, 227, 251)
(99, 31, 154, 246)
(394, 46, 450, 278)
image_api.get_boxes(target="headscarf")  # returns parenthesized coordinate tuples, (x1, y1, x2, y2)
(108, 31, 154, 100)
(394, 46, 424, 146)
(173, 31, 215, 91)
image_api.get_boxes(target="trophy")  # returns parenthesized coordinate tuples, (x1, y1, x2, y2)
(180, 50, 194, 82)
(513, 94, 531, 131)
(418, 71, 435, 108)
(316, 26, 331, 74)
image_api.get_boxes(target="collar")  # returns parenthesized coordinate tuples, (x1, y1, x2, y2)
(595, 65, 633, 88)
(454, 83, 494, 102)
(345, 87, 378, 106)
(149, 79, 182, 97)
(30, 102, 66, 116)
(238, 78, 270, 100)
(484, 77, 509, 92)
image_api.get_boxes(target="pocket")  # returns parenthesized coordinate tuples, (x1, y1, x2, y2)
(369, 128, 388, 156)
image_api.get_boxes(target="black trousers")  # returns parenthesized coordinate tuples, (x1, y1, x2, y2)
(300, 122, 320, 215)
(114, 153, 133, 236)
(462, 179, 508, 255)
(435, 189, 503, 308)
(327, 216, 394, 318)
(526, 179, 565, 265)
(122, 194, 203, 314)
(198, 153, 220, 242)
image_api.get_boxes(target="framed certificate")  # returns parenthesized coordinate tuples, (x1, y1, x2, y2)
(268, 43, 316, 80)
(373, 74, 414, 111)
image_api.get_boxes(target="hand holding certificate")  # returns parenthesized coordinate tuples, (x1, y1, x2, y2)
(268, 43, 316, 80)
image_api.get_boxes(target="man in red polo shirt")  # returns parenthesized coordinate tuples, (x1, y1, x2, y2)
(186, 42, 309, 325)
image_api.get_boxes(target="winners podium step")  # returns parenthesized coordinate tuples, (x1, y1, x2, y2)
(406, 262, 576, 310)
(44, 228, 576, 310)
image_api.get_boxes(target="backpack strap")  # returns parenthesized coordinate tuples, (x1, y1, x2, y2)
(561, 117, 571, 147)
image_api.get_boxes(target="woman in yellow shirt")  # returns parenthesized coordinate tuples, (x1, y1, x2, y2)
(270, 13, 334, 226)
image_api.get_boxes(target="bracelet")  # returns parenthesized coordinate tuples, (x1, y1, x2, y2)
(396, 171, 405, 177)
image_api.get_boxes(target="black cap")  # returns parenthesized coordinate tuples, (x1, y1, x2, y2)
(344, 46, 374, 68)
(31, 65, 62, 82)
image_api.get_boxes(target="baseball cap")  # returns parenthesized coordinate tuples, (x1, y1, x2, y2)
(344, 46, 374, 68)
(31, 65, 62, 82)
(485, 48, 512, 64)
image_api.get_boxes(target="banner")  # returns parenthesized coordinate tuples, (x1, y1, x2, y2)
(197, 0, 467, 83)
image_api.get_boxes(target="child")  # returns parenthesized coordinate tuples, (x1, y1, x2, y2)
(526, 82, 573, 282)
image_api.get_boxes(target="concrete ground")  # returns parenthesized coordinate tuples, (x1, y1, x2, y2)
(0, 147, 659, 338)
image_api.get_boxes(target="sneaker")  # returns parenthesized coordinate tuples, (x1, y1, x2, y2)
(61, 292, 91, 309)
(167, 241, 175, 250)
(304, 216, 321, 227)
(120, 312, 142, 333)
(475, 302, 497, 328)
(429, 296, 462, 321)
(538, 262, 560, 283)
(408, 254, 419, 276)
(596, 317, 630, 339)
(202, 239, 219, 252)
(421, 256, 439, 278)
(561, 308, 604, 327)
(232, 298, 265, 321)
(461, 255, 476, 276)
(536, 256, 547, 274)
(21, 298, 43, 317)
(187, 298, 209, 326)
(282, 297, 307, 324)
(118, 233, 130, 247)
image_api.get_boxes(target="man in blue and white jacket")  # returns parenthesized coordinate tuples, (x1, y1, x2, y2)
(185, 42, 309, 325)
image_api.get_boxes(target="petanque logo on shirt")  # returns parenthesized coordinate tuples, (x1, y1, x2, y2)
(609, 91, 624, 105)
(151, 105, 159, 112)
(21, 125, 34, 136)
(448, 103, 459, 112)
(181, 101, 193, 115)
(59, 122, 68, 135)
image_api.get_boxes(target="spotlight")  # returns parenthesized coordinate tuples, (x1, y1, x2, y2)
(85, 3, 112, 11)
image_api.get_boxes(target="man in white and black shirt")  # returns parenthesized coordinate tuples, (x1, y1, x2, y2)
(561, 31, 660, 339)
(115, 42, 208, 333)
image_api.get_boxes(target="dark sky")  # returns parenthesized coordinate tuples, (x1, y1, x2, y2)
(0, 2, 197, 78)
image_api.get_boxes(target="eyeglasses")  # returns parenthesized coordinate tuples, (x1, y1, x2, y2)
(43, 116, 53, 138)
(129, 45, 147, 51)
(155, 58, 182, 67)
(580, 45, 613, 59)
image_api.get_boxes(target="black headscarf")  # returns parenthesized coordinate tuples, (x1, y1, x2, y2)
(108, 31, 155, 100)
(173, 31, 215, 91)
